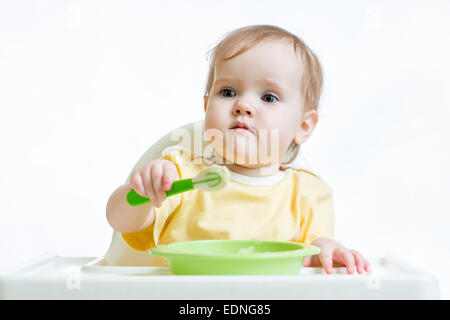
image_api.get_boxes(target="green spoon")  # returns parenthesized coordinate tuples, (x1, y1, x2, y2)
(126, 165, 230, 206)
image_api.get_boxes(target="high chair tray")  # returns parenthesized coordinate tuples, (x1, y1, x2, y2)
(0, 252, 440, 300)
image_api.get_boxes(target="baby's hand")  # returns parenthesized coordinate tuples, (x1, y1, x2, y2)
(129, 159, 179, 208)
(303, 237, 371, 274)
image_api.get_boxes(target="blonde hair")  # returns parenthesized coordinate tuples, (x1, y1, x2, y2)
(204, 25, 323, 165)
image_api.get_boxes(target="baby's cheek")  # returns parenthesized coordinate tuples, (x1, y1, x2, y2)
(263, 128, 292, 159)
(205, 109, 226, 131)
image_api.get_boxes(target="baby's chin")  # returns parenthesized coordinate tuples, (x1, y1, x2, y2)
(213, 144, 276, 168)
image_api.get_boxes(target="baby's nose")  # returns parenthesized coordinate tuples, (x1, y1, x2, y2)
(232, 103, 255, 117)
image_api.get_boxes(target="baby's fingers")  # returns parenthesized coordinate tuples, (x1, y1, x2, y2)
(150, 163, 165, 207)
(318, 251, 334, 274)
(129, 170, 147, 198)
(140, 165, 156, 205)
(303, 255, 312, 267)
(162, 161, 179, 191)
(334, 248, 356, 274)
(350, 250, 371, 274)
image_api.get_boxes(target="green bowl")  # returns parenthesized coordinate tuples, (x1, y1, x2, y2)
(150, 239, 321, 275)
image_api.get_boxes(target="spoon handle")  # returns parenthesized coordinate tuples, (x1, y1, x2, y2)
(126, 179, 194, 206)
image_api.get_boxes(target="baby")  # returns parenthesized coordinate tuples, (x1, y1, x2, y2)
(106, 25, 370, 274)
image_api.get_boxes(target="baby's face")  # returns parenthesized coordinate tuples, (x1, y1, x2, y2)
(204, 40, 306, 170)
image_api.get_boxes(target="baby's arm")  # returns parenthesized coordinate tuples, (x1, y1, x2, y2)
(106, 159, 179, 233)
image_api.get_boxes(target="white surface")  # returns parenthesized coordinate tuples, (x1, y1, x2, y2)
(0, 253, 440, 300)
(1, 0, 449, 299)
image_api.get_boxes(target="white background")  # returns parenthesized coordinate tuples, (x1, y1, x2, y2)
(1, 0, 449, 298)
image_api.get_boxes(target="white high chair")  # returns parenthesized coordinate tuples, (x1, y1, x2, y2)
(0, 120, 441, 299)
(103, 119, 316, 266)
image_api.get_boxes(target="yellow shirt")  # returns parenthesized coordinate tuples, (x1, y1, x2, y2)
(122, 147, 335, 266)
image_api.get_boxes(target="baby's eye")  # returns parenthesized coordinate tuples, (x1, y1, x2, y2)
(220, 88, 236, 98)
(262, 93, 278, 104)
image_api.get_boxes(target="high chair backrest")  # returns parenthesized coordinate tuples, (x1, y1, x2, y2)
(103, 120, 315, 266)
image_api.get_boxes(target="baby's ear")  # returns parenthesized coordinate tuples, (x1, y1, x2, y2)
(294, 110, 319, 144)
(203, 96, 208, 112)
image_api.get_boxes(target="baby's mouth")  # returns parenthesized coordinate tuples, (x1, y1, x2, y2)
(230, 121, 254, 134)
(230, 126, 254, 134)
(231, 126, 248, 131)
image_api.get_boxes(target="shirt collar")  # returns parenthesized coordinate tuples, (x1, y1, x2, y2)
(228, 169, 288, 186)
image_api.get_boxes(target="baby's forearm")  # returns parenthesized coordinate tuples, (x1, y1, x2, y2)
(106, 184, 155, 233)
